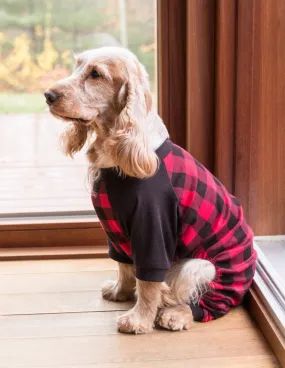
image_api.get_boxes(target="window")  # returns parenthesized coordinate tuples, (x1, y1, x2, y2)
(0, 0, 157, 216)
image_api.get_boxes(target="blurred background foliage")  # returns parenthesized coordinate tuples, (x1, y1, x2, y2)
(0, 0, 156, 112)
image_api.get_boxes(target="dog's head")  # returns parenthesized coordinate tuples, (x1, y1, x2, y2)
(44, 47, 158, 179)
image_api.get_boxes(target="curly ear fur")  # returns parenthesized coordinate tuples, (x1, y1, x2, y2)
(60, 123, 90, 157)
(104, 77, 158, 179)
(104, 124, 158, 179)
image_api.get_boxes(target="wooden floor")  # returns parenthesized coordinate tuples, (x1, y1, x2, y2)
(0, 258, 280, 368)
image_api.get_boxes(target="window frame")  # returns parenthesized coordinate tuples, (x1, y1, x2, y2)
(0, 216, 107, 260)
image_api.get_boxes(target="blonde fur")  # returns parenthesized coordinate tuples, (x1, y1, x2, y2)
(166, 258, 216, 305)
(117, 279, 172, 334)
(59, 123, 91, 158)
(102, 260, 215, 334)
(45, 47, 216, 334)
(102, 263, 136, 302)
(45, 46, 168, 182)
(156, 304, 193, 331)
(155, 259, 216, 331)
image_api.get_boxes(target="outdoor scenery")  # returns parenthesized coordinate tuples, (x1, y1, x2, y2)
(0, 0, 156, 214)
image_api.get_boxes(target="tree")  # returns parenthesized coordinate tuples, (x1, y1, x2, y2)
(0, 0, 157, 92)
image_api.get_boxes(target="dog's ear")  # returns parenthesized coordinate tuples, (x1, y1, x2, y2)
(117, 60, 152, 115)
(105, 64, 158, 179)
(60, 123, 90, 157)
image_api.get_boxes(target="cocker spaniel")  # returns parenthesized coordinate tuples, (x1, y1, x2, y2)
(45, 47, 257, 334)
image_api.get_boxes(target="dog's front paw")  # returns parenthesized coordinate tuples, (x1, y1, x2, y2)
(156, 305, 193, 331)
(101, 280, 135, 302)
(117, 309, 153, 334)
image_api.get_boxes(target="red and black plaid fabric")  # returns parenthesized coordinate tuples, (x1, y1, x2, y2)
(91, 139, 257, 322)
(163, 142, 257, 322)
(91, 180, 132, 258)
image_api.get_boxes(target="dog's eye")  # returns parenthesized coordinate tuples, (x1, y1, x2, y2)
(90, 69, 100, 79)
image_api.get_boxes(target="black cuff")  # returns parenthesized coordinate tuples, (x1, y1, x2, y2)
(190, 304, 204, 322)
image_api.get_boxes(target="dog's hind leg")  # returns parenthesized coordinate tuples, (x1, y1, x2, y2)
(156, 259, 216, 331)
(166, 258, 216, 305)
(156, 304, 193, 331)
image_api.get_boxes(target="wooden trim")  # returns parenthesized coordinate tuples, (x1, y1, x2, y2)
(186, 0, 216, 171)
(157, 0, 187, 149)
(0, 217, 107, 260)
(0, 245, 108, 261)
(214, 0, 237, 192)
(0, 227, 106, 248)
(0, 217, 100, 231)
(234, 0, 258, 224)
(246, 288, 285, 367)
(235, 0, 285, 235)
(168, 0, 187, 148)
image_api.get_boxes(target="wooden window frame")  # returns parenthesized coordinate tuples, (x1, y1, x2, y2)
(215, 1, 285, 362)
(0, 217, 107, 260)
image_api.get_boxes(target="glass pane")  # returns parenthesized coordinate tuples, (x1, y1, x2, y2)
(0, 0, 157, 215)
(256, 238, 285, 284)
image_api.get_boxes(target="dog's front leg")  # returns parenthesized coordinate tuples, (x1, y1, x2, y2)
(117, 280, 166, 334)
(102, 262, 136, 302)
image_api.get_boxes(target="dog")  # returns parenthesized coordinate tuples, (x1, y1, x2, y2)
(45, 47, 257, 334)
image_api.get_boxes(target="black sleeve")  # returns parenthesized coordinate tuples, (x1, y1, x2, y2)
(130, 190, 179, 282)
(109, 164, 179, 282)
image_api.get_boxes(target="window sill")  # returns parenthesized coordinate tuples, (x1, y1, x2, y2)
(0, 214, 99, 230)
(0, 215, 108, 260)
(0, 245, 108, 261)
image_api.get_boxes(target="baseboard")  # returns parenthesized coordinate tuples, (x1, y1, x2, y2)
(0, 245, 109, 261)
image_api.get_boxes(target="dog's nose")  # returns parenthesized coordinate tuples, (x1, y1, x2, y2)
(44, 90, 60, 105)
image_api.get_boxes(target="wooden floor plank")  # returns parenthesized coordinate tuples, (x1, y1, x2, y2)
(0, 270, 117, 293)
(36, 356, 279, 368)
(0, 258, 279, 368)
(0, 329, 274, 367)
(0, 291, 133, 315)
(0, 312, 119, 339)
(0, 307, 253, 339)
(0, 259, 117, 274)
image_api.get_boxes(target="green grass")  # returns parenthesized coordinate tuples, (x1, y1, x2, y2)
(0, 93, 47, 114)
(0, 91, 158, 114)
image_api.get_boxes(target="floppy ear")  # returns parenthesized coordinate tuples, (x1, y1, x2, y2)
(104, 69, 158, 179)
(60, 123, 90, 157)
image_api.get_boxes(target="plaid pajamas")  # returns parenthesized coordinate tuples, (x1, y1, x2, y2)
(92, 139, 257, 322)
